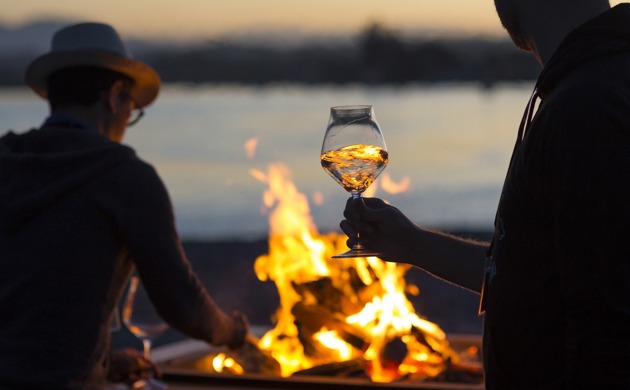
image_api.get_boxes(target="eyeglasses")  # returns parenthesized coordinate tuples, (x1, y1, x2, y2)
(127, 96, 144, 127)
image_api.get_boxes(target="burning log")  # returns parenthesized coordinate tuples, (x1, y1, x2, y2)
(292, 302, 367, 352)
(410, 324, 451, 356)
(291, 358, 366, 378)
(207, 336, 282, 376)
(292, 277, 364, 317)
(238, 335, 282, 375)
(380, 337, 408, 367)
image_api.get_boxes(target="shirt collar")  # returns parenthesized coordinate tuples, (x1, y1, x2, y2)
(42, 114, 100, 134)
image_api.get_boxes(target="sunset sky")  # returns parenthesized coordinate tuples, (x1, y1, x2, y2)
(2, 0, 625, 41)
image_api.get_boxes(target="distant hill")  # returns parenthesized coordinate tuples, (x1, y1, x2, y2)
(0, 19, 75, 86)
(0, 19, 540, 87)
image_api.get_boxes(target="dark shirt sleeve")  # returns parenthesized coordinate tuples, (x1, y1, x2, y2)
(545, 85, 630, 386)
(113, 160, 236, 346)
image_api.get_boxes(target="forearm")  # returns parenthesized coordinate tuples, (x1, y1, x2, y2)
(133, 239, 233, 344)
(118, 164, 236, 345)
(344, 197, 488, 293)
(397, 227, 488, 293)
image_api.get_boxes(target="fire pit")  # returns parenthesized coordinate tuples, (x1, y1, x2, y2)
(154, 331, 483, 389)
(157, 164, 484, 389)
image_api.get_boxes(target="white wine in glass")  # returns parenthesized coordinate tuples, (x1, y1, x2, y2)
(321, 105, 388, 258)
(123, 275, 169, 389)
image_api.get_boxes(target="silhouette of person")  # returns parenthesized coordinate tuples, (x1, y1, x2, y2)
(341, 1, 630, 388)
(0, 22, 248, 388)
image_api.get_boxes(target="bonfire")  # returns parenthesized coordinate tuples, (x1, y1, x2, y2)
(204, 163, 481, 384)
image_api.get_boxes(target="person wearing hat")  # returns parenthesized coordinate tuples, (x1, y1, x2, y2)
(0, 22, 248, 388)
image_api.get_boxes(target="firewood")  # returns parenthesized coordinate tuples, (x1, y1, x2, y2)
(292, 277, 362, 316)
(222, 336, 282, 376)
(291, 358, 366, 377)
(380, 337, 408, 366)
(347, 266, 368, 292)
(410, 325, 445, 354)
(295, 320, 347, 360)
(292, 302, 367, 350)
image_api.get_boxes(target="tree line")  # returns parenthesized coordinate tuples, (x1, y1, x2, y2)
(0, 23, 540, 87)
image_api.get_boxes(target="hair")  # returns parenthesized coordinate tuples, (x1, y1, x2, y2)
(46, 66, 134, 111)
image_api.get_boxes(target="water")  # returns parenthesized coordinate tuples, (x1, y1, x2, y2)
(1, 82, 534, 240)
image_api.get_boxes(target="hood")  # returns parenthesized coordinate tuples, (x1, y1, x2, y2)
(537, 3, 630, 98)
(0, 126, 136, 232)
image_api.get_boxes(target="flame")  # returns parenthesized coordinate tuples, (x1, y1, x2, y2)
(312, 191, 325, 206)
(363, 181, 378, 198)
(240, 163, 458, 382)
(381, 172, 411, 195)
(213, 353, 244, 374)
(245, 137, 259, 159)
(251, 164, 333, 375)
(314, 328, 353, 360)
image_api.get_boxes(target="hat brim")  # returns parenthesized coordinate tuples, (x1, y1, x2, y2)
(25, 49, 161, 108)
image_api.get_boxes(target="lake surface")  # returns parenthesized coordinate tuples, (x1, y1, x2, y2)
(1, 82, 534, 240)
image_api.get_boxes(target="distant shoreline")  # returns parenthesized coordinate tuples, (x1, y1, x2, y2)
(179, 228, 494, 246)
(0, 21, 539, 87)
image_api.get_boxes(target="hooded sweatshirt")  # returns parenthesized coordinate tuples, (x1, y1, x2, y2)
(483, 4, 630, 389)
(0, 125, 236, 388)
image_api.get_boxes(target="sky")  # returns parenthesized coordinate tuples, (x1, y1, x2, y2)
(0, 0, 525, 41)
(2, 1, 625, 42)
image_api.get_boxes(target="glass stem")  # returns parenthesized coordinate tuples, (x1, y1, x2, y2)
(142, 338, 152, 361)
(351, 191, 364, 250)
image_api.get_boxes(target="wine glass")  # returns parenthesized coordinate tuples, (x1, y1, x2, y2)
(320, 105, 388, 258)
(123, 275, 169, 389)
(111, 305, 122, 332)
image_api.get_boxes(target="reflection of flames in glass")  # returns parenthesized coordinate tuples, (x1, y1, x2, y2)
(320, 144, 389, 194)
(213, 163, 464, 383)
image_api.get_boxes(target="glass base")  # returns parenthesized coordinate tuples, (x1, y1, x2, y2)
(332, 248, 382, 258)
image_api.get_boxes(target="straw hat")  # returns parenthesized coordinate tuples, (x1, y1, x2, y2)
(25, 22, 161, 107)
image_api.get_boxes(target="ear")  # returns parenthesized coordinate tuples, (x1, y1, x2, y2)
(105, 80, 126, 114)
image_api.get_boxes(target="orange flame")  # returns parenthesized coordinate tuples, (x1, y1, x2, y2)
(363, 181, 378, 198)
(245, 137, 260, 159)
(247, 163, 457, 381)
(312, 191, 325, 206)
(380, 172, 411, 195)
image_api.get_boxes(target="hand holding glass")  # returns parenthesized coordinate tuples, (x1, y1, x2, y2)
(321, 105, 388, 258)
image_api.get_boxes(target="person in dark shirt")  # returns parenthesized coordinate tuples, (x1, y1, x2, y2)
(0, 22, 248, 388)
(340, 1, 630, 388)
